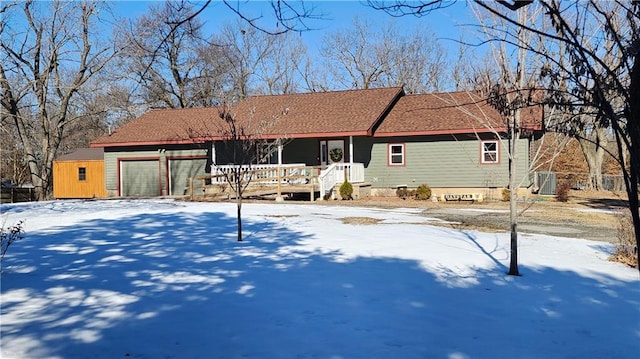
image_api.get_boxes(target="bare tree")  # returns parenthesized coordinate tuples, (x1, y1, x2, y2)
(319, 18, 446, 92)
(563, 115, 609, 191)
(120, 1, 211, 108)
(215, 0, 322, 36)
(0, 1, 115, 200)
(218, 106, 257, 242)
(254, 32, 308, 95)
(212, 103, 284, 242)
(0, 119, 30, 186)
(212, 21, 308, 100)
(477, 3, 547, 276)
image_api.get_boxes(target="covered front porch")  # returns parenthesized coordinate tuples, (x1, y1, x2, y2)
(192, 135, 369, 201)
(190, 162, 367, 201)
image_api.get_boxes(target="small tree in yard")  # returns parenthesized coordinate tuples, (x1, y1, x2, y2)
(218, 108, 259, 242)
(215, 103, 285, 242)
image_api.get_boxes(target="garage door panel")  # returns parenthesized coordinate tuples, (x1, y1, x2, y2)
(121, 160, 160, 197)
(169, 158, 207, 196)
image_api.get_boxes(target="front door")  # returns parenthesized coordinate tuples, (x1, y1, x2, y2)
(320, 140, 345, 167)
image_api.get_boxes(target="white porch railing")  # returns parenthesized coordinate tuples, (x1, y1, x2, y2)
(208, 162, 365, 198)
(210, 163, 307, 184)
(318, 163, 365, 197)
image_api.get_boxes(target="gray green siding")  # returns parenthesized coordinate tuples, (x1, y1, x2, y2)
(103, 134, 533, 196)
(363, 135, 530, 189)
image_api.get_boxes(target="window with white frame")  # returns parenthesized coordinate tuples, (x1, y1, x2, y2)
(388, 143, 405, 166)
(481, 140, 499, 164)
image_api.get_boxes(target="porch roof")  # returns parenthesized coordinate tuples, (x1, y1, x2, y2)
(374, 91, 543, 137)
(91, 87, 404, 147)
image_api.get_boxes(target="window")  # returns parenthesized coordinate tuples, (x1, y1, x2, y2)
(257, 142, 278, 164)
(388, 143, 405, 166)
(78, 167, 87, 181)
(481, 141, 499, 164)
(320, 142, 327, 164)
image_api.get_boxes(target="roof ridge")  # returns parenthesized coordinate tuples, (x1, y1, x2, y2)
(248, 86, 404, 99)
(403, 90, 484, 97)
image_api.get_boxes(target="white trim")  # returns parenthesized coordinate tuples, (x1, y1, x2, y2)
(481, 140, 499, 164)
(388, 143, 405, 166)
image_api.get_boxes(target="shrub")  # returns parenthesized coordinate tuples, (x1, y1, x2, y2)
(501, 188, 510, 202)
(339, 180, 353, 200)
(414, 184, 432, 200)
(610, 211, 638, 268)
(555, 182, 571, 202)
(1, 219, 25, 271)
(396, 187, 409, 200)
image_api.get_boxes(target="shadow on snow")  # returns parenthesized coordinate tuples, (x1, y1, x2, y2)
(1, 209, 638, 359)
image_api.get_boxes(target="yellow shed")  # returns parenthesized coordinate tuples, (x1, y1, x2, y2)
(53, 148, 106, 199)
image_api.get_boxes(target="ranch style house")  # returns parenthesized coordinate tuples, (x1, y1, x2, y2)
(86, 87, 543, 200)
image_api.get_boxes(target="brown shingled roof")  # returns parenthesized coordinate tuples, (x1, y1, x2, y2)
(91, 87, 404, 147)
(91, 88, 541, 147)
(375, 91, 542, 137)
(56, 147, 104, 161)
(232, 87, 404, 138)
(91, 107, 223, 147)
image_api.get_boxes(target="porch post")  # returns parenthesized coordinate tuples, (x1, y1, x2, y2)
(275, 142, 284, 202)
(349, 136, 354, 164)
(211, 142, 216, 174)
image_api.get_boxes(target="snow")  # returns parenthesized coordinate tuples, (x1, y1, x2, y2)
(1, 199, 638, 359)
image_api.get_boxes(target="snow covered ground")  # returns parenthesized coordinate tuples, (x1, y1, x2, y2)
(1, 199, 638, 359)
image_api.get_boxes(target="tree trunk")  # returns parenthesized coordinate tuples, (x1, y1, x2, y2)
(236, 199, 243, 242)
(508, 116, 520, 276)
(577, 127, 606, 191)
(627, 52, 640, 272)
(236, 176, 243, 242)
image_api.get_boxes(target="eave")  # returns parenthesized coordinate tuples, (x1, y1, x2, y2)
(90, 130, 372, 148)
(373, 125, 543, 138)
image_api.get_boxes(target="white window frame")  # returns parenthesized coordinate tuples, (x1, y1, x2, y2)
(481, 140, 499, 164)
(388, 143, 405, 166)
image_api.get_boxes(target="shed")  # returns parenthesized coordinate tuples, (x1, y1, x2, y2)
(53, 148, 106, 199)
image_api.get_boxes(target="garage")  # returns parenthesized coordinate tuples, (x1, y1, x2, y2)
(121, 160, 160, 197)
(168, 158, 207, 196)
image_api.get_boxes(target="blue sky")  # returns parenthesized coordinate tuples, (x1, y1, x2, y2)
(111, 1, 475, 57)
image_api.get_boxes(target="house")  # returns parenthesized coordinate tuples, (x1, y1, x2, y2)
(89, 87, 543, 199)
(368, 91, 542, 197)
(53, 147, 107, 199)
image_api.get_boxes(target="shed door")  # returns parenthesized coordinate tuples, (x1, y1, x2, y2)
(169, 158, 207, 196)
(121, 160, 160, 197)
